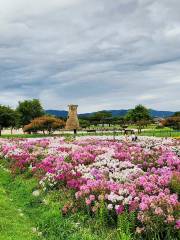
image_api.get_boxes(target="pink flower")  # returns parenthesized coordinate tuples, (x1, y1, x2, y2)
(115, 205, 124, 214)
(166, 215, 175, 223)
(85, 199, 91, 205)
(175, 220, 180, 229)
(89, 194, 95, 201)
(129, 200, 138, 212)
(139, 202, 149, 211)
(136, 227, 144, 234)
(154, 207, 163, 216)
(98, 195, 104, 201)
(169, 194, 178, 205)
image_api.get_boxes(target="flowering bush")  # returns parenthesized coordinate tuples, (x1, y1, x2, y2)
(0, 136, 180, 238)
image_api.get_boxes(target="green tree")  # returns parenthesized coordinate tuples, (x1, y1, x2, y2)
(0, 105, 19, 136)
(90, 111, 112, 126)
(118, 116, 128, 129)
(16, 99, 44, 126)
(173, 112, 180, 117)
(9, 110, 21, 134)
(79, 119, 90, 129)
(125, 105, 151, 133)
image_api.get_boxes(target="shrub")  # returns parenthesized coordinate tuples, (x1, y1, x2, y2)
(162, 117, 180, 130)
(23, 116, 65, 134)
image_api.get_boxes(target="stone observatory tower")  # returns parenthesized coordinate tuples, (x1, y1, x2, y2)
(65, 105, 80, 131)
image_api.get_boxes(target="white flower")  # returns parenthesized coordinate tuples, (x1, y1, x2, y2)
(123, 196, 132, 205)
(37, 232, 42, 236)
(32, 227, 37, 233)
(118, 195, 124, 201)
(32, 190, 40, 197)
(115, 205, 120, 210)
(134, 197, 139, 201)
(43, 198, 48, 205)
(107, 204, 113, 210)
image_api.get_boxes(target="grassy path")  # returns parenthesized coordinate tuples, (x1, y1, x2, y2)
(0, 167, 40, 240)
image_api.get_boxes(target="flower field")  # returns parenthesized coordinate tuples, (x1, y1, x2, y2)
(0, 136, 180, 239)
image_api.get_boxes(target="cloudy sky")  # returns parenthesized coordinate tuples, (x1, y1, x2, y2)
(0, 0, 180, 113)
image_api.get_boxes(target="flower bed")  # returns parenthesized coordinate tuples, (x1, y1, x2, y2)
(0, 136, 179, 238)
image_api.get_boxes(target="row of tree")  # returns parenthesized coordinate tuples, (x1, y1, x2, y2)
(162, 113, 180, 130)
(79, 105, 152, 133)
(0, 99, 48, 135)
(0, 105, 19, 135)
(0, 100, 179, 135)
(79, 106, 180, 132)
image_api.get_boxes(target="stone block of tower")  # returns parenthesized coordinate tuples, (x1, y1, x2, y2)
(65, 104, 80, 130)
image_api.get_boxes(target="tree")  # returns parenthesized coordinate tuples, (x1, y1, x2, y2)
(16, 99, 44, 126)
(118, 116, 127, 129)
(173, 112, 180, 117)
(0, 105, 19, 136)
(79, 119, 90, 129)
(162, 117, 180, 130)
(125, 105, 152, 133)
(9, 110, 21, 134)
(23, 116, 65, 134)
(90, 111, 112, 126)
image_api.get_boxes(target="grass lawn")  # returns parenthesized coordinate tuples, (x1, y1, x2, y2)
(139, 130, 180, 137)
(0, 134, 50, 138)
(0, 164, 120, 240)
(0, 128, 180, 139)
(0, 167, 41, 240)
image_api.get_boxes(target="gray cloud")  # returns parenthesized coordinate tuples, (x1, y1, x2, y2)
(0, 0, 180, 113)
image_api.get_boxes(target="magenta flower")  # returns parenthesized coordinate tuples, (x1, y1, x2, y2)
(175, 220, 180, 229)
(115, 205, 124, 214)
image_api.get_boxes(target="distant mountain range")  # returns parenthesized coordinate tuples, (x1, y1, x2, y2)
(46, 109, 175, 118)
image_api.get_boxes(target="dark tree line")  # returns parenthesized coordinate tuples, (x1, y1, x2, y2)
(79, 105, 153, 132)
(162, 114, 180, 130)
(0, 99, 44, 135)
(17, 99, 44, 126)
(0, 105, 20, 136)
(0, 99, 179, 135)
